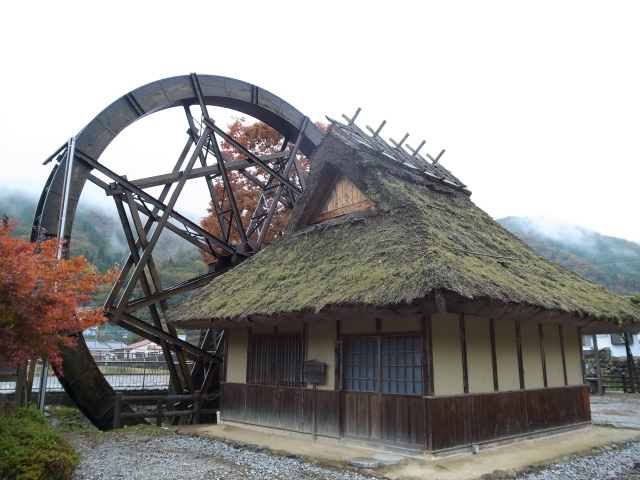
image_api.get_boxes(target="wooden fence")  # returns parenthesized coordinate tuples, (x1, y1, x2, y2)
(113, 391, 218, 428)
(585, 373, 640, 394)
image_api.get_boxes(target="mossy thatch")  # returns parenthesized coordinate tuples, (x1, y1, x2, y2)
(167, 127, 640, 334)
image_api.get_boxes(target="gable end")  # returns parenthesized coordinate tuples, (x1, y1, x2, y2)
(314, 175, 376, 222)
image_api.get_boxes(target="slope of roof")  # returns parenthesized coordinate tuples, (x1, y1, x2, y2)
(167, 126, 640, 334)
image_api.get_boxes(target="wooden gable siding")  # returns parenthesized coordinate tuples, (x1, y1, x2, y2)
(315, 175, 375, 222)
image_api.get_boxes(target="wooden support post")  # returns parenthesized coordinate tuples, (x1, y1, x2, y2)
(459, 313, 469, 394)
(539, 324, 548, 388)
(113, 392, 123, 429)
(156, 399, 163, 427)
(624, 334, 636, 394)
(194, 390, 202, 425)
(489, 318, 499, 392)
(592, 334, 603, 396)
(516, 321, 525, 390)
(312, 382, 317, 441)
(559, 325, 568, 386)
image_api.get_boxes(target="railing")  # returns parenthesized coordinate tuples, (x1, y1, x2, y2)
(586, 373, 640, 393)
(0, 359, 177, 393)
(113, 391, 219, 428)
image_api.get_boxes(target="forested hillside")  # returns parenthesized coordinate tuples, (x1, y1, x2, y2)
(498, 216, 640, 295)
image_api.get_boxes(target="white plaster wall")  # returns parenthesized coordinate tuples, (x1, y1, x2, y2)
(543, 324, 565, 387)
(432, 313, 464, 395)
(380, 315, 420, 332)
(226, 328, 248, 384)
(493, 319, 520, 391)
(465, 316, 494, 393)
(521, 322, 544, 389)
(342, 318, 376, 334)
(306, 321, 336, 390)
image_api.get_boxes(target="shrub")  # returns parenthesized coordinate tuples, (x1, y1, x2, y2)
(0, 404, 79, 480)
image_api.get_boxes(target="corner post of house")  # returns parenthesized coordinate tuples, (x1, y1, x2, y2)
(516, 321, 525, 390)
(459, 313, 469, 394)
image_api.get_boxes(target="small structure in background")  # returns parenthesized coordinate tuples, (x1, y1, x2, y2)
(583, 333, 640, 358)
(122, 340, 163, 359)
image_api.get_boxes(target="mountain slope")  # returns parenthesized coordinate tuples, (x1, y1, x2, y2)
(498, 216, 640, 295)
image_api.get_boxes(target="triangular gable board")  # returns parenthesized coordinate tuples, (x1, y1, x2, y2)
(314, 175, 376, 222)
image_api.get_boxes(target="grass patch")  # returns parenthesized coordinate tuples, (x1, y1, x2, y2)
(0, 402, 79, 480)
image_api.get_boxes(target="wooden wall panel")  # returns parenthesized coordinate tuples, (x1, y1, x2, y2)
(301, 389, 340, 437)
(430, 396, 471, 450)
(220, 383, 247, 421)
(221, 384, 590, 452)
(426, 386, 589, 452)
(343, 392, 424, 448)
(221, 383, 339, 437)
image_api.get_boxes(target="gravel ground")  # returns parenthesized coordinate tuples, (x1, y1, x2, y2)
(590, 394, 640, 429)
(68, 394, 640, 480)
(517, 440, 640, 480)
(70, 431, 370, 480)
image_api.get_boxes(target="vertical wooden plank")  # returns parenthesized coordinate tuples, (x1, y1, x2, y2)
(425, 397, 433, 451)
(396, 397, 410, 444)
(410, 396, 426, 448)
(370, 394, 381, 439)
(335, 320, 342, 390)
(357, 394, 370, 437)
(421, 315, 434, 396)
(539, 324, 548, 388)
(273, 327, 279, 386)
(490, 318, 499, 391)
(559, 325, 568, 386)
(460, 313, 469, 394)
(516, 321, 525, 389)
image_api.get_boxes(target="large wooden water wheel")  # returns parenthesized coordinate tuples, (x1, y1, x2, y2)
(33, 74, 324, 429)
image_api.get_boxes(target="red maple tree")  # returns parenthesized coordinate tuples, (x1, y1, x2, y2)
(0, 216, 118, 371)
(200, 118, 327, 263)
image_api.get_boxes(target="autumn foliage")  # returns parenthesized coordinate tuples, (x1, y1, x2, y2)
(0, 216, 118, 371)
(200, 118, 327, 262)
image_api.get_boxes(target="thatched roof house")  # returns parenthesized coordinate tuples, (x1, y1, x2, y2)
(168, 123, 640, 455)
(170, 126, 640, 334)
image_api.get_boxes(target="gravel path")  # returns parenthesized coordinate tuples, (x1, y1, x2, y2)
(68, 394, 640, 480)
(70, 431, 370, 480)
(590, 394, 640, 429)
(518, 440, 640, 480)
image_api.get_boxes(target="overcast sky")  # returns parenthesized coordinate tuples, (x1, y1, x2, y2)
(1, 1, 638, 242)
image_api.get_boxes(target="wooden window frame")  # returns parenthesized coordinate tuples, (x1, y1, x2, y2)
(247, 329, 304, 387)
(343, 334, 423, 396)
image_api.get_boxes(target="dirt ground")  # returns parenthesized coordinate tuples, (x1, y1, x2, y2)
(180, 396, 640, 480)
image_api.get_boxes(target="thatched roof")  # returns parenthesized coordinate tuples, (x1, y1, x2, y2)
(167, 126, 640, 334)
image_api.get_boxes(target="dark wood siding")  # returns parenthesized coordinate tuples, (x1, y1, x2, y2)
(427, 386, 589, 452)
(222, 383, 589, 452)
(220, 383, 340, 437)
(343, 391, 425, 449)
